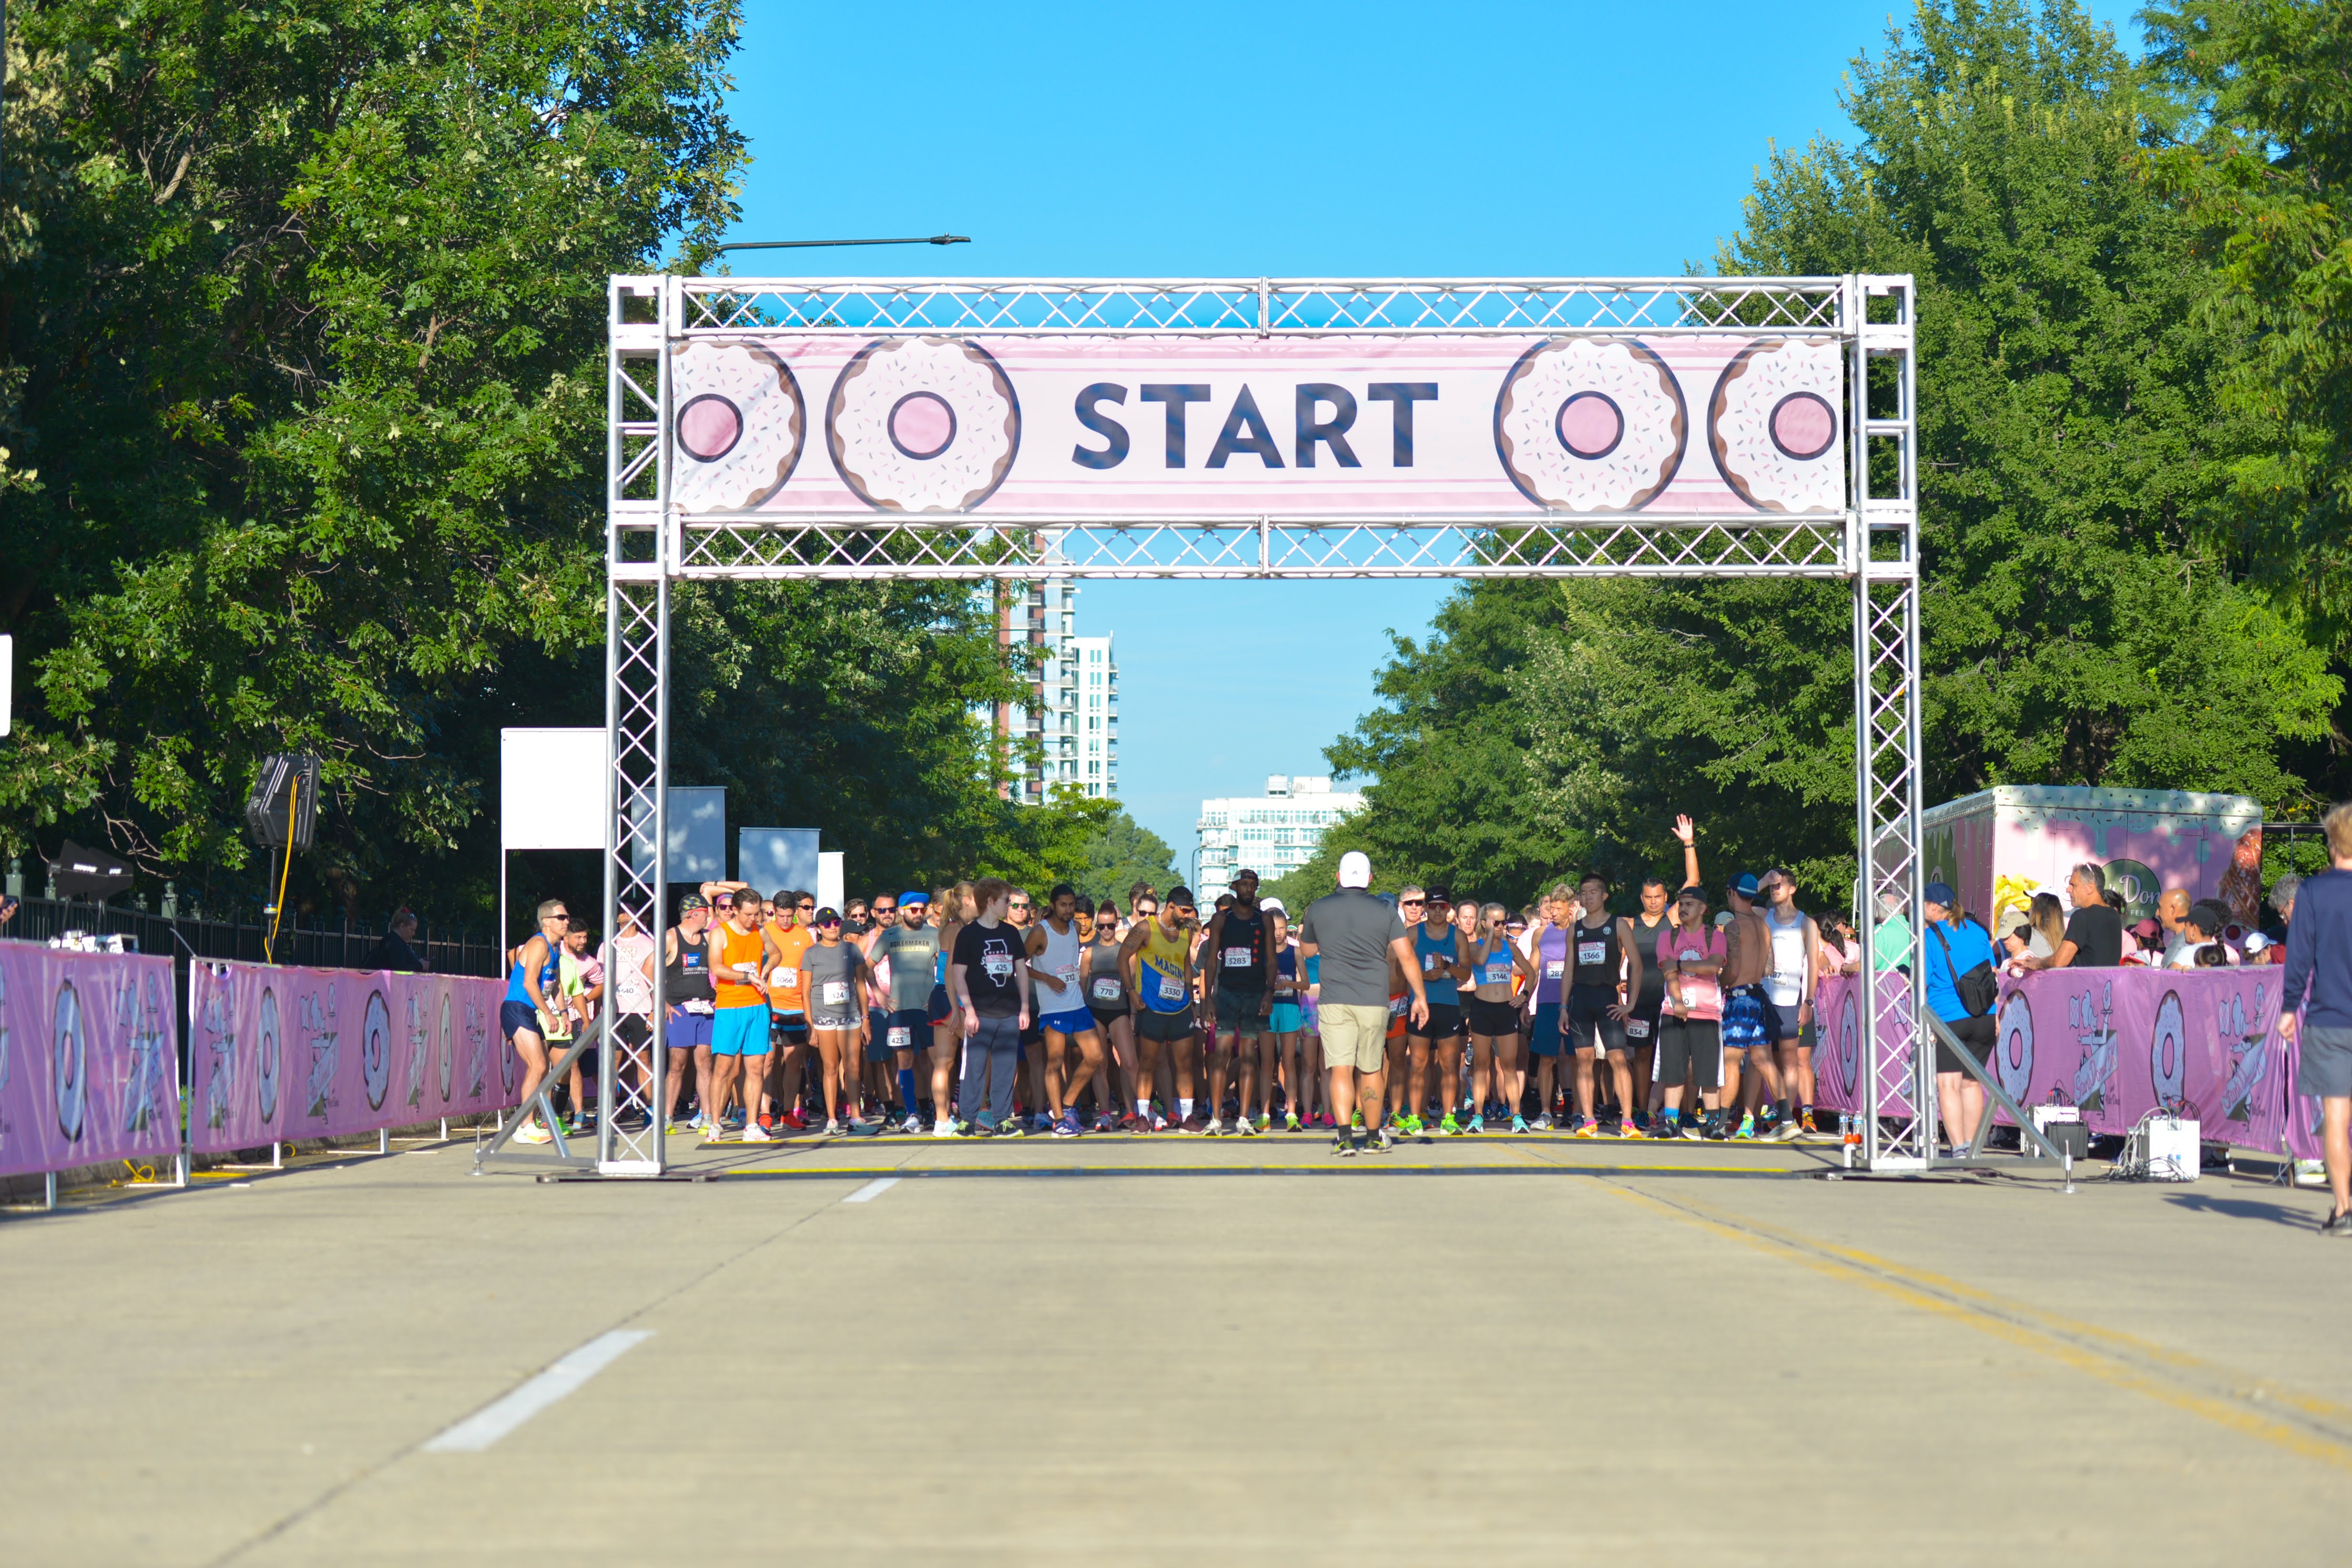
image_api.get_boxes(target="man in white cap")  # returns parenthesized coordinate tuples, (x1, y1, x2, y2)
(1299, 850, 1429, 1155)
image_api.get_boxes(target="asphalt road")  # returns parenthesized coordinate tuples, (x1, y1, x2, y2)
(3, 1131, 2346, 1565)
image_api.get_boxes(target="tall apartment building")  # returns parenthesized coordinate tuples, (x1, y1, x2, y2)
(999, 579, 1118, 802)
(1194, 775, 1364, 891)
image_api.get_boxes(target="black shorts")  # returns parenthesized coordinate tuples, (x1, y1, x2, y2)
(1021, 1017, 1044, 1049)
(1136, 1006, 1195, 1043)
(613, 1013, 651, 1049)
(928, 984, 953, 1027)
(1935, 1012, 1993, 1075)
(770, 1013, 809, 1049)
(1089, 1007, 1127, 1035)
(1564, 987, 1628, 1054)
(1656, 1017, 1722, 1092)
(1464, 998, 1521, 1038)
(1412, 1002, 1464, 1042)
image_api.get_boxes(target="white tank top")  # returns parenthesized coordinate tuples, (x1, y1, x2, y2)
(1036, 918, 1084, 1006)
(1764, 906, 1807, 1006)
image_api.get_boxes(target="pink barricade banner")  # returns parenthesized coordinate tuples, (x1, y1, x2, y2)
(187, 961, 521, 1155)
(0, 942, 181, 1179)
(1813, 968, 2300, 1152)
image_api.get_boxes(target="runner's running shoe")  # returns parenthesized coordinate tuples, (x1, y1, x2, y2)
(1284, 1111, 1302, 1132)
(1332, 1129, 1357, 1158)
(1439, 1112, 1460, 1136)
(1465, 1114, 1485, 1135)
(1510, 1114, 1530, 1135)
(1054, 1112, 1083, 1138)
(1735, 1114, 1756, 1140)
(933, 1118, 960, 1138)
(1533, 1112, 1554, 1131)
(1678, 1119, 1703, 1142)
(899, 1114, 923, 1135)
(1572, 1117, 1596, 1138)
(1236, 1114, 1261, 1136)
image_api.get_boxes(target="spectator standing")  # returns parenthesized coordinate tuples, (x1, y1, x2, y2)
(2278, 805, 2352, 1236)
(600, 910, 656, 1131)
(2271, 871, 2303, 933)
(1920, 881, 1996, 1155)
(1871, 889, 1913, 975)
(2156, 887, 2192, 964)
(2014, 864, 2121, 971)
(368, 909, 425, 973)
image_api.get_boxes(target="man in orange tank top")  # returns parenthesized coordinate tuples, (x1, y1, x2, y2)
(708, 897, 772, 1143)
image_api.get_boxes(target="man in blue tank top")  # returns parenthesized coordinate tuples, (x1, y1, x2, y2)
(501, 898, 571, 1145)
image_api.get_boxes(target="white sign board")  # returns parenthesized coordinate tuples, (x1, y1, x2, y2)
(630, 787, 727, 880)
(500, 728, 604, 850)
(818, 851, 844, 914)
(738, 828, 820, 896)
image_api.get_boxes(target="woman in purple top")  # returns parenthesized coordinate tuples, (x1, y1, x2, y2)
(1520, 884, 1573, 1133)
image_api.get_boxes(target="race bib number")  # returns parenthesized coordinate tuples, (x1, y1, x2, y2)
(1577, 941, 1606, 967)
(820, 981, 850, 1006)
(1544, 960, 1564, 980)
(983, 955, 1014, 981)
(1156, 973, 1185, 1004)
(1626, 1016, 1651, 1040)
(1422, 952, 1442, 972)
(1482, 960, 1512, 985)
(1056, 965, 1079, 986)
(1223, 946, 1254, 969)
(1092, 978, 1122, 1003)
(769, 965, 797, 986)
(1388, 995, 1407, 1019)
(887, 1026, 912, 1049)
(684, 1000, 714, 1015)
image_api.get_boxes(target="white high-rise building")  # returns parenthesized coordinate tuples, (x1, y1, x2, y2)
(1194, 775, 1363, 891)
(1002, 579, 1118, 802)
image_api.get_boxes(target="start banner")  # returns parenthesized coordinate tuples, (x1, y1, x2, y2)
(0, 942, 180, 1180)
(1811, 968, 2308, 1154)
(187, 961, 521, 1155)
(669, 333, 1848, 518)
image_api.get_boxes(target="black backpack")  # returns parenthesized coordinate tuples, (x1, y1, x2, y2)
(1930, 921, 1999, 1017)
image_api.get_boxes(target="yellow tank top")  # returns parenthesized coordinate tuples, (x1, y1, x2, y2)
(1135, 920, 1193, 1013)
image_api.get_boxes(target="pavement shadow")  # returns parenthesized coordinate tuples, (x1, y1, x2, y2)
(2162, 1192, 2321, 1229)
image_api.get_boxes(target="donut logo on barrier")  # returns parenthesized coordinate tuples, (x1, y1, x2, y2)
(1994, 989, 2035, 1107)
(826, 338, 1021, 512)
(1494, 338, 1686, 511)
(667, 341, 806, 512)
(1708, 338, 1844, 513)
(124, 972, 169, 1134)
(1836, 987, 1860, 1097)
(362, 990, 392, 1111)
(257, 986, 281, 1126)
(53, 981, 86, 1143)
(2149, 988, 2187, 1109)
(402, 994, 427, 1109)
(436, 991, 455, 1103)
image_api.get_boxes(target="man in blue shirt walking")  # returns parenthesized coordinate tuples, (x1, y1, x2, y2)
(2278, 803, 2352, 1235)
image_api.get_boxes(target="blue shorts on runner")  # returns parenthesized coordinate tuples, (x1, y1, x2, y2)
(714, 1006, 770, 1057)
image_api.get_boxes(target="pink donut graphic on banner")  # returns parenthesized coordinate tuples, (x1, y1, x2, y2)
(2149, 989, 2188, 1111)
(2218, 982, 2268, 1127)
(362, 989, 392, 1112)
(437, 990, 456, 1104)
(54, 980, 87, 1143)
(1708, 338, 1844, 513)
(1835, 985, 1860, 1097)
(668, 340, 806, 511)
(1493, 338, 1687, 510)
(257, 987, 281, 1126)
(1994, 989, 2035, 1107)
(827, 338, 1022, 512)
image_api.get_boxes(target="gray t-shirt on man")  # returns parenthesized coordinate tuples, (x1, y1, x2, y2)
(1299, 890, 1407, 1008)
(872, 924, 942, 1013)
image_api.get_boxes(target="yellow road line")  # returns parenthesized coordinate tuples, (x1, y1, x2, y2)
(1604, 1182, 2352, 1472)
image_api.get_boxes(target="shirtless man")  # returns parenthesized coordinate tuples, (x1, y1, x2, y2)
(1718, 871, 1779, 1139)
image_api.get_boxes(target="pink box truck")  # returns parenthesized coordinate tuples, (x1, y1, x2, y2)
(1919, 786, 2264, 934)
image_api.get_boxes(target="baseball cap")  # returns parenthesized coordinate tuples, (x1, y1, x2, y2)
(1729, 871, 1762, 898)
(1676, 884, 1707, 902)
(1260, 897, 1286, 915)
(2130, 917, 2161, 940)
(678, 893, 709, 912)
(1338, 850, 1372, 888)
(2242, 930, 2272, 954)
(900, 889, 930, 907)
(1923, 881, 1957, 908)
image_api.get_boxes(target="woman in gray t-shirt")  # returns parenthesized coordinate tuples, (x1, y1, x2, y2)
(803, 912, 873, 1135)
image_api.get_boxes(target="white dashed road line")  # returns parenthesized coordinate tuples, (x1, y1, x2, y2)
(843, 1177, 900, 1204)
(423, 1330, 653, 1453)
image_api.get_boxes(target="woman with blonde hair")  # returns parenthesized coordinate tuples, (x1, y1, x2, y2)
(925, 882, 975, 1134)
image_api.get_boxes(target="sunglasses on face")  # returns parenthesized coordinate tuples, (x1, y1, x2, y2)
(817, 918, 841, 929)
(1400, 898, 1424, 907)
(796, 903, 814, 912)
(1010, 902, 1030, 911)
(872, 907, 896, 918)
(548, 913, 571, 923)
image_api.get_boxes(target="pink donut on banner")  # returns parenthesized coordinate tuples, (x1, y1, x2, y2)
(1493, 338, 1687, 511)
(668, 340, 806, 511)
(1708, 338, 1844, 513)
(827, 338, 1021, 513)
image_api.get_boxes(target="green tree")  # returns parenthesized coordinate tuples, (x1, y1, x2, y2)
(0, 0, 744, 910)
(1327, 0, 2340, 911)
(2145, 0, 2352, 639)
(1065, 809, 1181, 907)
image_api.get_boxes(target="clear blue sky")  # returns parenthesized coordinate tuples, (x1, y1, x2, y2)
(723, 0, 2140, 864)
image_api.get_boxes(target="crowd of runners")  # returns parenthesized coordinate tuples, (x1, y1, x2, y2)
(495, 816, 1871, 1156)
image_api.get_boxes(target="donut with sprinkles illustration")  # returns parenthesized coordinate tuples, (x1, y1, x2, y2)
(362, 990, 392, 1111)
(827, 338, 1021, 512)
(1494, 338, 1687, 512)
(53, 981, 86, 1143)
(668, 340, 806, 511)
(1708, 338, 1844, 513)
(257, 986, 281, 1126)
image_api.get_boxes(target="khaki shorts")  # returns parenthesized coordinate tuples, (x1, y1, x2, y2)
(1320, 1003, 1391, 1074)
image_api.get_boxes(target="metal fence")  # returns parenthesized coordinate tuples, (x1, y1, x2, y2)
(0, 896, 502, 978)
